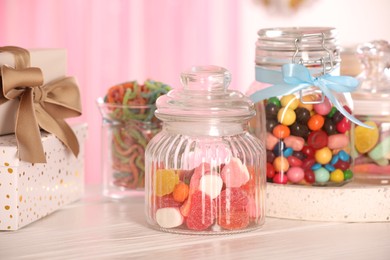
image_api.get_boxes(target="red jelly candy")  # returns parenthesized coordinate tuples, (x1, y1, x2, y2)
(186, 190, 215, 231)
(302, 157, 316, 170)
(155, 194, 183, 209)
(307, 130, 328, 149)
(287, 156, 303, 167)
(266, 162, 275, 179)
(218, 188, 249, 212)
(218, 210, 250, 230)
(304, 169, 316, 184)
(217, 188, 250, 230)
(272, 173, 288, 184)
(301, 145, 315, 158)
(334, 160, 350, 171)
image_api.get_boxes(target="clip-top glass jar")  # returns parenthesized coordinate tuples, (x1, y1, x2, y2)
(352, 40, 390, 183)
(145, 66, 266, 234)
(249, 27, 356, 186)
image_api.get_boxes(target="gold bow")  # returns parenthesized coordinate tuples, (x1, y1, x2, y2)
(0, 46, 82, 163)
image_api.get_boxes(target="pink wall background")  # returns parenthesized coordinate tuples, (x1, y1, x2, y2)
(1, 0, 390, 184)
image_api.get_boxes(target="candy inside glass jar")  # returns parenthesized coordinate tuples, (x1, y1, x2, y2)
(145, 65, 266, 234)
(352, 40, 390, 182)
(249, 27, 360, 186)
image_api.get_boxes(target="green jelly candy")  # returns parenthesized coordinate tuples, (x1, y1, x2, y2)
(327, 106, 337, 118)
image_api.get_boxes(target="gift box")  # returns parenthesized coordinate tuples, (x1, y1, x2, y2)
(0, 46, 82, 164)
(0, 123, 87, 230)
(0, 48, 67, 135)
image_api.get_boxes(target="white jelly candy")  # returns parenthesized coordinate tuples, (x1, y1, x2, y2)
(155, 207, 183, 228)
(198, 174, 223, 199)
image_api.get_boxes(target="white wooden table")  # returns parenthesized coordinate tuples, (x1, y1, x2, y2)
(1, 186, 390, 260)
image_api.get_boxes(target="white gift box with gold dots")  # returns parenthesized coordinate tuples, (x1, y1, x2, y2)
(0, 123, 87, 230)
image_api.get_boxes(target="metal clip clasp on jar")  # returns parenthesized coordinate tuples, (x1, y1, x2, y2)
(293, 32, 335, 104)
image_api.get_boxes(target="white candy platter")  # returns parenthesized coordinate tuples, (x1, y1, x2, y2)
(266, 178, 390, 222)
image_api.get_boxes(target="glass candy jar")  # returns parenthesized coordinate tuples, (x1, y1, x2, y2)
(97, 98, 162, 198)
(352, 40, 390, 183)
(145, 66, 266, 234)
(249, 27, 363, 186)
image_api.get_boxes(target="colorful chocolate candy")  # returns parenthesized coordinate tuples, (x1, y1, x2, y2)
(265, 94, 353, 185)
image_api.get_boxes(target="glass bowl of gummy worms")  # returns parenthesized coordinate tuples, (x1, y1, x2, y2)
(97, 80, 171, 198)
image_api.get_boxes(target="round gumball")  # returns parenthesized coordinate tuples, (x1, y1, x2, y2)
(344, 169, 353, 180)
(273, 156, 289, 172)
(323, 118, 337, 135)
(273, 141, 286, 157)
(308, 114, 325, 131)
(314, 167, 330, 184)
(272, 124, 291, 139)
(295, 107, 311, 124)
(289, 122, 310, 139)
(330, 169, 344, 183)
(266, 103, 279, 119)
(266, 118, 278, 132)
(313, 97, 332, 115)
(314, 147, 332, 165)
(268, 97, 281, 107)
(277, 107, 296, 126)
(280, 94, 299, 110)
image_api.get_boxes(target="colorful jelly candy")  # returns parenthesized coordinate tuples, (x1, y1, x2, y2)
(154, 169, 179, 197)
(354, 121, 379, 154)
(220, 158, 250, 188)
(186, 190, 215, 231)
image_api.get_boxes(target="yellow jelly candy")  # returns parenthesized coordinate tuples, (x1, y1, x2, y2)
(354, 121, 379, 154)
(154, 169, 179, 197)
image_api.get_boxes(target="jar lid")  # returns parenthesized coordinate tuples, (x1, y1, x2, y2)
(255, 27, 340, 70)
(155, 66, 255, 121)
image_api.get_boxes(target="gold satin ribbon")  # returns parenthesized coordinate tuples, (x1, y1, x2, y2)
(0, 46, 82, 163)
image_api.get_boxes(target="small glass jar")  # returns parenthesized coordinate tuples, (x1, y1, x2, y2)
(352, 40, 390, 184)
(145, 66, 266, 234)
(97, 99, 162, 198)
(249, 27, 356, 186)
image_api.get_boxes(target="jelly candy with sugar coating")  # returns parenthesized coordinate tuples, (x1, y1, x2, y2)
(186, 190, 215, 231)
(218, 210, 250, 230)
(180, 162, 210, 217)
(220, 158, 249, 187)
(217, 188, 250, 230)
(218, 187, 249, 212)
(154, 169, 179, 197)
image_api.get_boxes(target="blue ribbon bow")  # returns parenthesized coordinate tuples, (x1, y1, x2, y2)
(250, 63, 372, 128)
